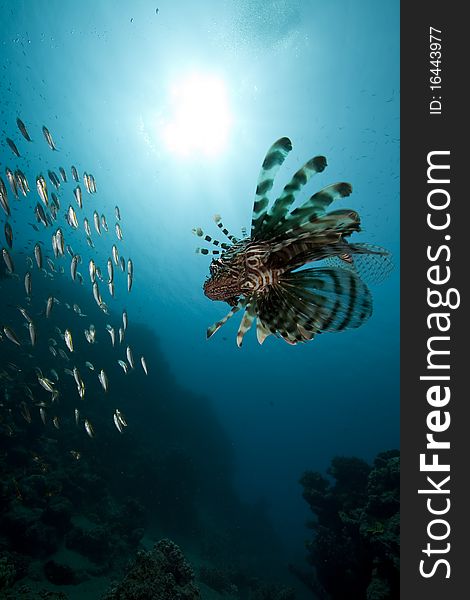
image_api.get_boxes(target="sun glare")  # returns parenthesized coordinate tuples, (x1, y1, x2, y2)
(161, 72, 232, 158)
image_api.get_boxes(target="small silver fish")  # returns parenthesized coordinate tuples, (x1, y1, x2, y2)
(64, 329, 73, 352)
(126, 346, 135, 369)
(92, 281, 101, 306)
(101, 214, 108, 232)
(46, 296, 54, 318)
(107, 258, 113, 283)
(75, 408, 80, 425)
(83, 172, 91, 193)
(46, 257, 56, 272)
(89, 174, 97, 193)
(3, 326, 20, 346)
(122, 310, 128, 331)
(84, 217, 92, 237)
(98, 369, 108, 392)
(115, 222, 123, 240)
(84, 419, 95, 438)
(4, 222, 13, 248)
(71, 255, 79, 280)
(71, 165, 79, 182)
(117, 359, 128, 374)
(40, 407, 47, 424)
(42, 125, 57, 151)
(49, 345, 57, 357)
(50, 368, 59, 381)
(38, 376, 55, 393)
(28, 322, 36, 346)
(115, 409, 127, 427)
(67, 205, 79, 229)
(0, 176, 11, 216)
(55, 228, 64, 255)
(74, 185, 82, 209)
(36, 175, 49, 206)
(106, 324, 116, 347)
(34, 243, 43, 269)
(17, 117, 32, 141)
(6, 137, 20, 157)
(108, 281, 114, 297)
(59, 166, 67, 182)
(88, 259, 96, 284)
(118, 327, 124, 344)
(52, 416, 60, 429)
(93, 211, 101, 235)
(112, 244, 119, 266)
(113, 412, 124, 433)
(18, 306, 33, 323)
(15, 169, 30, 195)
(113, 409, 128, 433)
(115, 205, 121, 220)
(5, 168, 18, 199)
(35, 203, 48, 227)
(141, 356, 148, 375)
(2, 247, 14, 273)
(85, 361, 94, 371)
(48, 170, 60, 190)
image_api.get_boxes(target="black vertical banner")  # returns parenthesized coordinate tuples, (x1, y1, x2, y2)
(401, 3, 469, 599)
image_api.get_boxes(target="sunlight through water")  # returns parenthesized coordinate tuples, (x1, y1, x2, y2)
(160, 72, 232, 157)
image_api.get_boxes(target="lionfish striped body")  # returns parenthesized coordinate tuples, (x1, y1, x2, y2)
(196, 137, 392, 346)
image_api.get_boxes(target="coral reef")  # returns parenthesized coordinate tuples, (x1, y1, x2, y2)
(102, 538, 200, 600)
(293, 450, 399, 599)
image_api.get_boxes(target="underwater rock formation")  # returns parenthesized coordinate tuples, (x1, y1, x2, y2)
(102, 538, 200, 600)
(294, 450, 399, 599)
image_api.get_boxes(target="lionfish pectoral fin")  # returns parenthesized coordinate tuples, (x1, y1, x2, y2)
(256, 320, 271, 345)
(192, 226, 231, 250)
(236, 301, 257, 347)
(207, 302, 244, 339)
(213, 214, 238, 243)
(257, 268, 372, 345)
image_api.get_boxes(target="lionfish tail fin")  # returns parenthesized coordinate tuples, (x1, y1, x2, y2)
(256, 268, 372, 344)
(251, 137, 292, 238)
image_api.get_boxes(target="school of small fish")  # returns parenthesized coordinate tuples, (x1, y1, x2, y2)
(1, 118, 149, 441)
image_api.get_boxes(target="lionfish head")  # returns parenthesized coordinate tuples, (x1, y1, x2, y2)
(203, 257, 243, 305)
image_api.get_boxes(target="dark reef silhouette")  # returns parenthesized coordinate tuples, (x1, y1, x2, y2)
(0, 273, 294, 597)
(291, 450, 399, 600)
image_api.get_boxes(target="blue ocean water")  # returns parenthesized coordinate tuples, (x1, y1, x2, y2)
(1, 1, 399, 597)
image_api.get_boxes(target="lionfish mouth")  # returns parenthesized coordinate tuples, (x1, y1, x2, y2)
(203, 277, 239, 303)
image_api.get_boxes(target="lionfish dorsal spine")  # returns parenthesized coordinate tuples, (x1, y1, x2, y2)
(251, 137, 292, 239)
(260, 155, 327, 238)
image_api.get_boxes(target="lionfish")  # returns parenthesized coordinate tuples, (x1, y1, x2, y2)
(195, 137, 392, 347)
